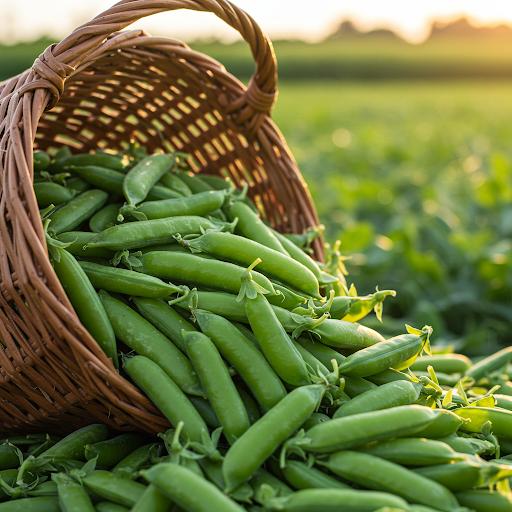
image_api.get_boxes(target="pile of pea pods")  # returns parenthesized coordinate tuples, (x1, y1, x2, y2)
(3, 146, 512, 511)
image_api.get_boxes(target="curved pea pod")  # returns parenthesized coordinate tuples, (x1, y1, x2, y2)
(158, 171, 192, 195)
(57, 232, 115, 260)
(229, 201, 288, 255)
(342, 289, 396, 322)
(112, 443, 161, 479)
(456, 489, 512, 512)
(319, 295, 358, 320)
(356, 437, 467, 466)
(84, 433, 149, 468)
(123, 355, 207, 443)
(410, 409, 463, 439)
(100, 292, 203, 397)
(137, 251, 277, 299)
(0, 444, 21, 471)
(337, 325, 431, 378)
(82, 471, 146, 508)
(131, 190, 228, 220)
(322, 451, 460, 512)
(174, 169, 212, 194)
(87, 215, 227, 250)
(80, 261, 184, 299)
(455, 406, 512, 437)
(267, 283, 307, 309)
(310, 319, 385, 350)
(465, 346, 512, 381)
(51, 248, 118, 368)
(333, 380, 424, 418)
(300, 412, 330, 431)
(142, 463, 245, 512)
(282, 460, 350, 491)
(49, 153, 127, 173)
(343, 376, 377, 397)
(495, 394, 512, 412)
(295, 335, 346, 367)
(222, 385, 324, 493)
(365, 368, 413, 386)
(40, 424, 108, 461)
(133, 297, 197, 353)
(0, 497, 61, 511)
(65, 176, 90, 193)
(52, 473, 95, 512)
(304, 405, 437, 453)
(182, 330, 250, 445)
(410, 354, 472, 374)
(185, 231, 321, 298)
(123, 154, 173, 206)
(195, 310, 287, 411)
(130, 483, 172, 512)
(198, 173, 233, 191)
(47, 189, 108, 234)
(264, 488, 410, 512)
(437, 434, 496, 456)
(89, 203, 123, 233)
(33, 150, 51, 171)
(34, 182, 77, 208)
(187, 395, 221, 429)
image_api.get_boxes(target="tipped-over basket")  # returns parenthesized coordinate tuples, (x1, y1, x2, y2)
(0, 0, 322, 435)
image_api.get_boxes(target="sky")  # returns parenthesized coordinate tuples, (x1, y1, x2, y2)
(3, 0, 512, 44)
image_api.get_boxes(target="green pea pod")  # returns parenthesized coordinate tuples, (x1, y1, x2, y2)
(436, 435, 495, 456)
(100, 292, 203, 397)
(305, 296, 357, 320)
(187, 395, 221, 429)
(158, 171, 192, 196)
(47, 189, 108, 234)
(123, 355, 207, 443)
(65, 176, 90, 193)
(133, 297, 197, 353)
(142, 463, 245, 512)
(89, 203, 123, 233)
(264, 488, 410, 512)
(82, 471, 146, 508)
(182, 330, 250, 445)
(137, 251, 277, 298)
(455, 406, 512, 437)
(194, 309, 287, 411)
(51, 248, 118, 368)
(334, 380, 423, 418)
(365, 368, 413, 386)
(337, 326, 431, 378)
(249, 467, 294, 505)
(80, 261, 184, 299)
(52, 473, 95, 512)
(342, 289, 396, 322)
(199, 174, 233, 191)
(0, 497, 61, 511)
(495, 394, 512, 411)
(87, 216, 229, 250)
(343, 376, 377, 397)
(322, 450, 460, 512)
(174, 170, 212, 194)
(84, 433, 149, 468)
(455, 489, 512, 512)
(57, 232, 115, 260)
(185, 231, 321, 298)
(282, 460, 350, 491)
(222, 385, 324, 492)
(410, 354, 472, 374)
(33, 150, 51, 171)
(34, 182, 76, 208)
(239, 264, 310, 387)
(130, 483, 173, 512)
(40, 424, 108, 460)
(0, 469, 19, 501)
(112, 443, 161, 479)
(129, 190, 228, 220)
(304, 405, 437, 453)
(95, 503, 131, 512)
(310, 318, 385, 350)
(267, 283, 307, 309)
(0, 444, 21, 471)
(465, 346, 512, 381)
(300, 412, 330, 432)
(295, 335, 346, 367)
(25, 481, 58, 498)
(49, 153, 127, 173)
(229, 201, 288, 255)
(410, 409, 463, 439)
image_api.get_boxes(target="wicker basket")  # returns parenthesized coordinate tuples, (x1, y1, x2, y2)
(0, 0, 322, 435)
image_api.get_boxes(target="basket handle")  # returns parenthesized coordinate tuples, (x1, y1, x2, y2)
(23, 0, 278, 118)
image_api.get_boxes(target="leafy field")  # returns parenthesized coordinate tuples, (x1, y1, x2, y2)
(272, 80, 512, 356)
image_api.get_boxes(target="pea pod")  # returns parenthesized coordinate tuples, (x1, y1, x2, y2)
(465, 346, 512, 381)
(455, 406, 512, 437)
(95, 503, 131, 512)
(84, 433, 149, 467)
(25, 481, 57, 498)
(34, 182, 76, 208)
(47, 189, 108, 234)
(410, 354, 472, 374)
(56, 232, 115, 260)
(182, 330, 250, 445)
(52, 473, 95, 512)
(410, 409, 463, 439)
(80, 261, 184, 299)
(436, 435, 495, 456)
(343, 376, 378, 397)
(185, 231, 321, 298)
(455, 489, 512, 511)
(33, 150, 51, 171)
(199, 174, 233, 191)
(281, 460, 350, 491)
(337, 325, 431, 378)
(342, 289, 396, 322)
(123, 355, 207, 443)
(187, 395, 221, 429)
(222, 385, 324, 492)
(82, 471, 146, 508)
(304, 405, 437, 453)
(87, 216, 229, 250)
(130, 484, 172, 512)
(267, 283, 307, 309)
(311, 318, 385, 350)
(365, 368, 413, 386)
(323, 451, 460, 512)
(112, 443, 161, 479)
(334, 380, 423, 418)
(51, 248, 118, 368)
(158, 171, 192, 196)
(0, 445, 21, 471)
(65, 176, 90, 193)
(249, 467, 293, 505)
(89, 203, 123, 232)
(100, 291, 203, 397)
(174, 169, 212, 194)
(0, 497, 61, 511)
(49, 153, 127, 173)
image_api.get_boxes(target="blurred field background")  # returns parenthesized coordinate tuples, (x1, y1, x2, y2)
(1, 17, 511, 355)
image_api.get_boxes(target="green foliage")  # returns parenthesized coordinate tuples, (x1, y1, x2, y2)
(272, 80, 512, 356)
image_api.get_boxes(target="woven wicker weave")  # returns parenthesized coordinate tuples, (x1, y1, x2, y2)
(0, 0, 322, 435)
